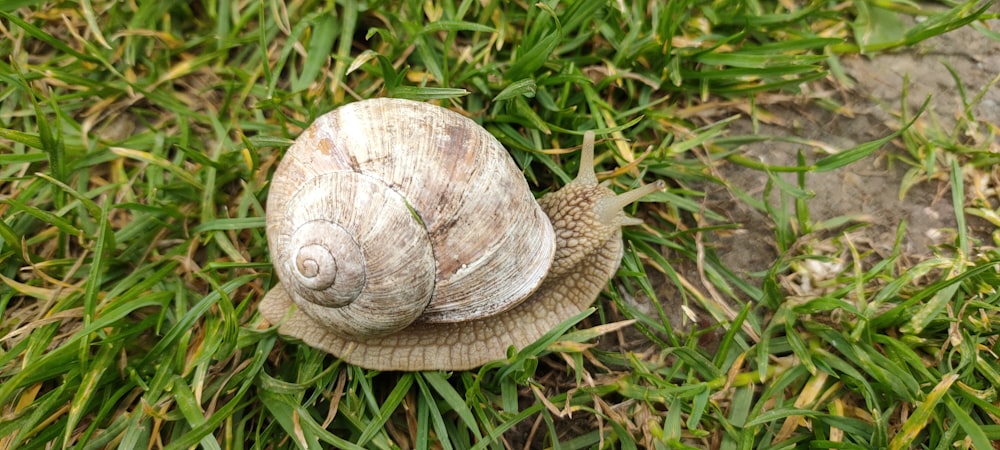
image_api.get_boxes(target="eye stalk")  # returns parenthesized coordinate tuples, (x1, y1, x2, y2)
(596, 180, 665, 226)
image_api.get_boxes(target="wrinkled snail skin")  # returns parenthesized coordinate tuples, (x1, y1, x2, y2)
(259, 98, 663, 371)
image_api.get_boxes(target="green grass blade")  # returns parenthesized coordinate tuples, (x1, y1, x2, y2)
(421, 371, 484, 442)
(357, 373, 413, 446)
(888, 374, 957, 450)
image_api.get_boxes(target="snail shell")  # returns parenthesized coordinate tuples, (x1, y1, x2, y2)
(260, 98, 663, 371)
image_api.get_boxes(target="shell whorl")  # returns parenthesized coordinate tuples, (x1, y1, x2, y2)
(288, 219, 364, 306)
(264, 98, 557, 340)
(269, 171, 436, 339)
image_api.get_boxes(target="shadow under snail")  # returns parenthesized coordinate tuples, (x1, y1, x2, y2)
(259, 98, 664, 371)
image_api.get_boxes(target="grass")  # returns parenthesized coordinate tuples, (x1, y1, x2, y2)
(0, 0, 998, 448)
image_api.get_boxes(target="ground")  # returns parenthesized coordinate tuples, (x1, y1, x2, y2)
(719, 19, 997, 281)
(644, 10, 1000, 346)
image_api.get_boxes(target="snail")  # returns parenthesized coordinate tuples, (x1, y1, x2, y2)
(259, 98, 663, 371)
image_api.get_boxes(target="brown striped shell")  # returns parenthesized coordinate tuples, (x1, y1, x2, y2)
(263, 98, 556, 339)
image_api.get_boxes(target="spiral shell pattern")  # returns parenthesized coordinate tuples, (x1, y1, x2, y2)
(265, 98, 556, 339)
(268, 171, 436, 338)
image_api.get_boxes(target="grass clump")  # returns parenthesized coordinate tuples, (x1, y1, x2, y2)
(1, 0, 999, 448)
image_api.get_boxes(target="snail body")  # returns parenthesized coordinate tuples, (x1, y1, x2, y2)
(260, 98, 662, 371)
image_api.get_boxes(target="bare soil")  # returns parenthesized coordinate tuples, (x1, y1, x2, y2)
(714, 18, 999, 284)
